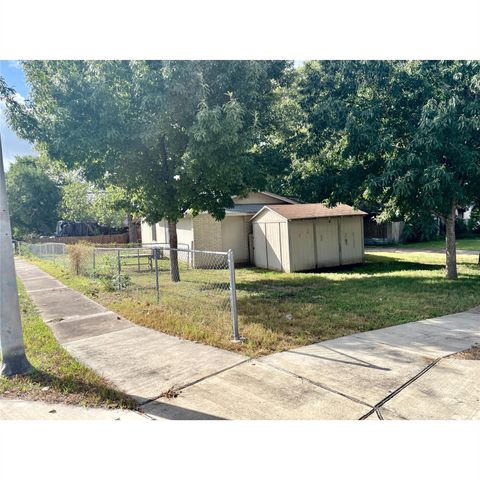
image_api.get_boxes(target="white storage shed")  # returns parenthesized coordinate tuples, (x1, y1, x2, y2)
(251, 203, 367, 272)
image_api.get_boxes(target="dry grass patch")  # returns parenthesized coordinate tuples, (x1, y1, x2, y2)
(26, 252, 480, 358)
(452, 345, 480, 360)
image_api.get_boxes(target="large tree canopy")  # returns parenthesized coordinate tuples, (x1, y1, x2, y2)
(287, 60, 480, 278)
(5, 156, 61, 238)
(59, 179, 128, 230)
(5, 60, 290, 279)
(6, 60, 289, 220)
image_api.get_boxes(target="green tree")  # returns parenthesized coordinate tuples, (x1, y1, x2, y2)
(292, 60, 480, 279)
(5, 156, 61, 238)
(5, 60, 289, 280)
(60, 180, 129, 233)
(59, 180, 94, 222)
(90, 185, 129, 230)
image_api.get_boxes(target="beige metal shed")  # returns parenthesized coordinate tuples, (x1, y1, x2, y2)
(251, 203, 367, 272)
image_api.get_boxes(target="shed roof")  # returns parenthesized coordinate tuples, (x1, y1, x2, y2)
(251, 203, 367, 221)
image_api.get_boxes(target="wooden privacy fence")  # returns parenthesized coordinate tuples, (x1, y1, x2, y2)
(29, 233, 130, 245)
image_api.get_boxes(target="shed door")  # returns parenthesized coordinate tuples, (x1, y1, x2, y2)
(265, 223, 282, 271)
(315, 218, 340, 267)
(253, 223, 268, 268)
(340, 216, 363, 265)
(289, 220, 316, 271)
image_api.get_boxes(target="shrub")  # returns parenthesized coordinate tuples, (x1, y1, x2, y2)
(402, 213, 439, 243)
(92, 253, 131, 291)
(455, 217, 469, 237)
(468, 207, 480, 234)
(66, 242, 93, 276)
(18, 242, 32, 257)
(98, 272, 131, 291)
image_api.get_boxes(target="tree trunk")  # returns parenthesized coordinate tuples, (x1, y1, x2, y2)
(127, 213, 138, 244)
(158, 135, 179, 281)
(445, 204, 458, 280)
(168, 221, 180, 282)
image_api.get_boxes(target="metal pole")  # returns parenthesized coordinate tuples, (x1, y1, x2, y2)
(227, 249, 241, 342)
(154, 247, 159, 302)
(92, 249, 96, 272)
(117, 249, 121, 290)
(0, 134, 32, 376)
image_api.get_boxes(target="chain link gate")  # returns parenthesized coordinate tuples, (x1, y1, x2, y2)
(25, 242, 241, 342)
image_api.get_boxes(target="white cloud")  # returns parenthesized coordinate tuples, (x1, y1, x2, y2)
(13, 92, 25, 104)
(8, 60, 21, 70)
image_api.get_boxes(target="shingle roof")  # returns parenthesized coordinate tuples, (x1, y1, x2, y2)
(225, 204, 267, 215)
(252, 203, 367, 221)
(231, 191, 298, 205)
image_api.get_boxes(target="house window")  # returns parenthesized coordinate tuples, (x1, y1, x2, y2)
(151, 224, 157, 241)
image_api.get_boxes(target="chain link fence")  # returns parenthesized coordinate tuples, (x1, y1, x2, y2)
(24, 242, 240, 341)
(25, 242, 68, 268)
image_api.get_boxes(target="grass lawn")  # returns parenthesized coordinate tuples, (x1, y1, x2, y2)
(26, 251, 480, 358)
(394, 236, 480, 251)
(0, 281, 136, 409)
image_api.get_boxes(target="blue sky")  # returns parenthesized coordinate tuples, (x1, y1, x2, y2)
(0, 60, 35, 169)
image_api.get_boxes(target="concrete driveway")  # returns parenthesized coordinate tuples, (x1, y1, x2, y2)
(12, 258, 480, 420)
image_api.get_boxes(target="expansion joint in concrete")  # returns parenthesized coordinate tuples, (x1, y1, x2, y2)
(358, 357, 443, 420)
(139, 358, 251, 407)
(257, 359, 374, 410)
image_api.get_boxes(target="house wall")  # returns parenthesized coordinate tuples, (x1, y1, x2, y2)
(192, 213, 223, 251)
(140, 221, 158, 244)
(234, 192, 287, 205)
(156, 220, 169, 244)
(141, 218, 192, 247)
(176, 217, 194, 247)
(221, 216, 251, 263)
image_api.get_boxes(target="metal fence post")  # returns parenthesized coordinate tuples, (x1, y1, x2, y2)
(154, 247, 159, 302)
(92, 249, 96, 272)
(117, 249, 121, 290)
(227, 249, 241, 342)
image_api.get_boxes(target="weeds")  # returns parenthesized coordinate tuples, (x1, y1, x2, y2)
(26, 252, 480, 357)
(66, 242, 93, 275)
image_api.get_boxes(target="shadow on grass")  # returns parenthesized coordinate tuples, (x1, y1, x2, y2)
(18, 367, 136, 409)
(233, 255, 480, 345)
(236, 256, 447, 294)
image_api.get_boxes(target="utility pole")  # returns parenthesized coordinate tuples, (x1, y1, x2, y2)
(0, 134, 32, 376)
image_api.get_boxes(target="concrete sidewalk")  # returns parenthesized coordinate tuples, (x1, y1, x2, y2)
(14, 259, 247, 405)
(13, 258, 480, 420)
(0, 399, 150, 420)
